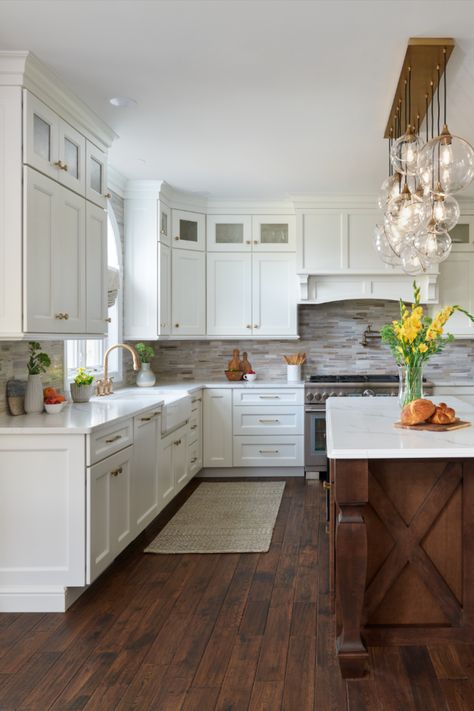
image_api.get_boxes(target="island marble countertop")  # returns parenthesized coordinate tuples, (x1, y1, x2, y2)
(326, 396, 474, 459)
(0, 380, 304, 435)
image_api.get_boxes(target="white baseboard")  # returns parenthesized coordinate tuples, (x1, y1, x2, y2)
(198, 466, 304, 478)
(0, 584, 87, 613)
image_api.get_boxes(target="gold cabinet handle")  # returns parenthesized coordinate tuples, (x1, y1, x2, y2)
(191, 397, 202, 403)
(254, 324, 260, 329)
(174, 439, 181, 446)
(323, 481, 331, 491)
(64, 313, 69, 320)
(140, 411, 159, 422)
(190, 457, 198, 463)
(55, 313, 64, 320)
(246, 324, 251, 329)
(190, 424, 197, 430)
(104, 193, 111, 199)
(105, 317, 112, 323)
(259, 449, 279, 454)
(258, 419, 280, 423)
(175, 236, 180, 241)
(105, 434, 122, 443)
(110, 467, 123, 477)
(53, 160, 68, 171)
(259, 395, 279, 399)
(246, 240, 251, 244)
(253, 240, 258, 244)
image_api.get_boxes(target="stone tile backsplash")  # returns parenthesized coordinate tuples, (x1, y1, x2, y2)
(126, 301, 474, 385)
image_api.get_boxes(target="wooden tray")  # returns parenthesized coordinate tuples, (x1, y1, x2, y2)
(394, 418, 471, 432)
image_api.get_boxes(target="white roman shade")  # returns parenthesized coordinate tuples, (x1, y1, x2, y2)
(107, 267, 120, 308)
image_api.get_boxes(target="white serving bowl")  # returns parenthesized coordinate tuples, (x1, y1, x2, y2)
(44, 402, 65, 414)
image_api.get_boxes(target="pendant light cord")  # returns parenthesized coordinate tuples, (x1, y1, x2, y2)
(408, 67, 412, 127)
(443, 48, 447, 124)
(425, 93, 429, 142)
(437, 65, 441, 136)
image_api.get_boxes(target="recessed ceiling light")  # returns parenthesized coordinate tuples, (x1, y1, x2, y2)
(109, 96, 137, 108)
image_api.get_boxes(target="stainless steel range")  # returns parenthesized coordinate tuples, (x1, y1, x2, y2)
(304, 374, 433, 476)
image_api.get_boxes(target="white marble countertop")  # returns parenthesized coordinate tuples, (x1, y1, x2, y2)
(0, 379, 303, 435)
(326, 396, 474, 459)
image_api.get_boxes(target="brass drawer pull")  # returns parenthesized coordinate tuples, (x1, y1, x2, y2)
(190, 457, 198, 463)
(259, 449, 279, 454)
(191, 397, 202, 403)
(190, 424, 197, 430)
(258, 419, 280, 423)
(53, 160, 68, 171)
(323, 481, 331, 491)
(110, 467, 123, 477)
(105, 434, 122, 443)
(140, 411, 159, 422)
(174, 439, 181, 446)
(259, 395, 279, 399)
(104, 192, 111, 199)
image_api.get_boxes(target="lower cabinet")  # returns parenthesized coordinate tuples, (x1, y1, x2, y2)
(203, 389, 233, 467)
(158, 423, 189, 507)
(87, 445, 134, 584)
(233, 435, 304, 467)
(188, 393, 203, 477)
(132, 408, 161, 533)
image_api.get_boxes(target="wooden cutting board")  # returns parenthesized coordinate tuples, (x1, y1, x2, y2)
(394, 418, 471, 432)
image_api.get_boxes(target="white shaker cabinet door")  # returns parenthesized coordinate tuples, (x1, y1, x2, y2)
(86, 141, 108, 208)
(171, 249, 205, 335)
(207, 252, 252, 336)
(23, 90, 61, 182)
(86, 201, 108, 334)
(24, 167, 86, 334)
(436, 251, 474, 338)
(203, 389, 233, 467)
(252, 253, 297, 336)
(58, 119, 86, 195)
(157, 433, 176, 508)
(172, 209, 205, 251)
(132, 410, 161, 533)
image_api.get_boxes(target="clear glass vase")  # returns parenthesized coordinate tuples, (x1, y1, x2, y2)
(398, 365, 424, 408)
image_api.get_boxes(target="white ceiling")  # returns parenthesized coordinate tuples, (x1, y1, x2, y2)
(1, 0, 474, 198)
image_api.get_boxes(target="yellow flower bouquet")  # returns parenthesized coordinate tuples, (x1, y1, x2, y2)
(381, 282, 474, 407)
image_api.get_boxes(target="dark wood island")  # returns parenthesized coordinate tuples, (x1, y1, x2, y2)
(326, 396, 474, 679)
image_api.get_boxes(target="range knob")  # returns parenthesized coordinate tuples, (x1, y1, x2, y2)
(321, 391, 328, 401)
(329, 391, 336, 398)
(314, 392, 321, 402)
(363, 388, 375, 397)
(306, 392, 314, 401)
(338, 392, 344, 397)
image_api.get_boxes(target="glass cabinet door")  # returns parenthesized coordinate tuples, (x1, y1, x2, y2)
(252, 215, 296, 251)
(24, 90, 60, 181)
(451, 216, 474, 251)
(86, 141, 108, 208)
(58, 121, 86, 194)
(159, 201, 171, 247)
(172, 209, 205, 251)
(207, 215, 252, 251)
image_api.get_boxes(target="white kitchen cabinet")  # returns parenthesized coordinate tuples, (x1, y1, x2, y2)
(451, 215, 474, 252)
(172, 249, 206, 335)
(86, 140, 108, 208)
(132, 409, 161, 533)
(158, 422, 189, 506)
(172, 208, 205, 251)
(24, 167, 86, 334)
(207, 253, 252, 336)
(233, 435, 304, 467)
(24, 90, 86, 196)
(252, 253, 297, 336)
(436, 251, 474, 338)
(233, 405, 304, 436)
(203, 389, 233, 467)
(86, 201, 108, 334)
(87, 445, 134, 584)
(159, 200, 171, 247)
(188, 393, 203, 478)
(0, 434, 85, 590)
(252, 215, 296, 252)
(207, 215, 252, 251)
(158, 242, 172, 336)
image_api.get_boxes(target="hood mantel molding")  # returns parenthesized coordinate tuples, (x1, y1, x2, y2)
(297, 272, 438, 305)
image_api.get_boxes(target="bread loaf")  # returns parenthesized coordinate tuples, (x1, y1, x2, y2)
(427, 402, 456, 425)
(400, 398, 436, 426)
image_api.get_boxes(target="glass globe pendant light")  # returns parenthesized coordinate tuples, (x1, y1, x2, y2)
(386, 181, 424, 235)
(390, 70, 423, 176)
(422, 189, 460, 233)
(400, 242, 428, 275)
(377, 173, 401, 210)
(373, 224, 402, 266)
(413, 219, 452, 263)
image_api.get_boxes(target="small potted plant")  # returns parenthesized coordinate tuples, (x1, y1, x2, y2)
(25, 341, 51, 413)
(135, 343, 156, 387)
(70, 367, 95, 403)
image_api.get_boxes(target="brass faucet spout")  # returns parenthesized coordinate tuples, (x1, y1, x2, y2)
(96, 343, 141, 396)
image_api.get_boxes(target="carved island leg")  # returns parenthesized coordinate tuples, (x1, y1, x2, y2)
(334, 459, 369, 679)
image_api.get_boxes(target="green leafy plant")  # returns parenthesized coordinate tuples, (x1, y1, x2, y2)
(74, 367, 94, 386)
(27, 341, 51, 375)
(135, 342, 155, 364)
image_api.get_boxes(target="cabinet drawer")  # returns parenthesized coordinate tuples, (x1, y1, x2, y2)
(233, 436, 304, 467)
(233, 389, 303, 406)
(191, 392, 202, 411)
(87, 419, 133, 465)
(233, 406, 303, 436)
(188, 412, 200, 444)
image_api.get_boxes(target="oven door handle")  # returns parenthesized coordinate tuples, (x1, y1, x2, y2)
(305, 406, 326, 413)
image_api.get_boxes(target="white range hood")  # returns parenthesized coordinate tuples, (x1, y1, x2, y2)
(297, 271, 439, 304)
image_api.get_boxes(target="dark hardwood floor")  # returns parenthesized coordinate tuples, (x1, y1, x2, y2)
(0, 477, 473, 710)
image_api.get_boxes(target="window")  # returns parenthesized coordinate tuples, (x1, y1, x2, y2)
(65, 206, 123, 384)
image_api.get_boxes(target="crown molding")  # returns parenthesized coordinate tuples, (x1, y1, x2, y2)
(107, 165, 127, 198)
(0, 51, 117, 149)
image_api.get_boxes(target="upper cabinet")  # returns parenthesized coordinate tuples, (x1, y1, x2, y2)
(207, 214, 295, 252)
(252, 215, 296, 252)
(0, 52, 115, 340)
(24, 91, 87, 197)
(159, 200, 171, 247)
(436, 248, 474, 338)
(172, 209, 205, 251)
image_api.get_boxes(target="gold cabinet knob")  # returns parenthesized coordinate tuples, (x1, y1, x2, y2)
(253, 240, 258, 244)
(53, 160, 68, 171)
(175, 323, 179, 328)
(105, 317, 112, 323)
(254, 324, 260, 329)
(323, 481, 331, 491)
(110, 466, 123, 477)
(246, 324, 251, 329)
(55, 313, 63, 319)
(246, 240, 251, 244)
(175, 236, 180, 241)
(104, 193, 111, 199)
